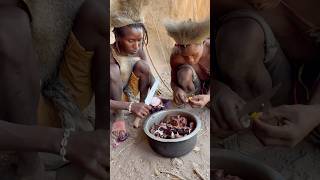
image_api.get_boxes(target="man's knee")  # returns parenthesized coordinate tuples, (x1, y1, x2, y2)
(177, 67, 194, 91)
(216, 18, 265, 78)
(177, 67, 193, 82)
(133, 61, 151, 78)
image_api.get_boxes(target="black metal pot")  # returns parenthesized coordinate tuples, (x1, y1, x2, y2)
(212, 148, 285, 180)
(143, 109, 201, 158)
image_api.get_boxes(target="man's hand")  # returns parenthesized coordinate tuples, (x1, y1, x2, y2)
(66, 130, 108, 180)
(189, 94, 210, 108)
(173, 87, 188, 105)
(213, 84, 246, 132)
(131, 102, 152, 118)
(252, 105, 320, 147)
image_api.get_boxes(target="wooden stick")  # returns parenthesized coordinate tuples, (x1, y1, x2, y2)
(192, 163, 206, 180)
(133, 117, 142, 128)
(159, 170, 186, 180)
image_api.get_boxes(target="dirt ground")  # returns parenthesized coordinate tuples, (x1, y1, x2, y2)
(110, 107, 210, 180)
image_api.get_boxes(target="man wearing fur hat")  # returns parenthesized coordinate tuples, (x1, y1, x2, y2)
(110, 0, 154, 141)
(165, 19, 211, 108)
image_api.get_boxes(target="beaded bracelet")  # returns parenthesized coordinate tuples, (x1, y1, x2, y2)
(59, 128, 75, 162)
(128, 102, 134, 113)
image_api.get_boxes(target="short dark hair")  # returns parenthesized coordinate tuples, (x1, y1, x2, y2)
(113, 23, 149, 46)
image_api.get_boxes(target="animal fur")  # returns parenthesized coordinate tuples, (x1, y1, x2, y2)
(164, 18, 210, 45)
(111, 0, 149, 28)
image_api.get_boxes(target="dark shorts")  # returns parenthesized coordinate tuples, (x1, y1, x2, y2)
(177, 64, 210, 96)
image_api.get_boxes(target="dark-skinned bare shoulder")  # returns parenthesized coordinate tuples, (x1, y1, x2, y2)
(170, 50, 185, 70)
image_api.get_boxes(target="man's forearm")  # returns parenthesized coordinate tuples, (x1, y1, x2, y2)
(170, 80, 181, 92)
(110, 100, 130, 111)
(0, 120, 63, 154)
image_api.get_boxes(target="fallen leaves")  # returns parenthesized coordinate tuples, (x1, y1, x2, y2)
(193, 146, 200, 152)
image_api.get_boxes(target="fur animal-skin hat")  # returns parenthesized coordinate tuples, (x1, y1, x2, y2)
(111, 0, 149, 28)
(164, 18, 210, 45)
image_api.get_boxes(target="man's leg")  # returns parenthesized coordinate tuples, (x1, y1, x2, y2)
(110, 63, 123, 116)
(72, 0, 108, 129)
(216, 18, 292, 105)
(177, 66, 196, 94)
(132, 60, 151, 102)
(109, 63, 128, 141)
(0, 6, 44, 180)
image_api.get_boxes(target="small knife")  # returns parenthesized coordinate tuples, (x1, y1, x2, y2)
(144, 79, 160, 105)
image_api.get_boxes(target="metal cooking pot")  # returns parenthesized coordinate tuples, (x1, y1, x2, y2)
(143, 109, 201, 158)
(212, 148, 285, 180)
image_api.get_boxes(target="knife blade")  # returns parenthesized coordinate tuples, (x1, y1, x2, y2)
(238, 83, 282, 118)
(133, 79, 160, 128)
(144, 79, 160, 105)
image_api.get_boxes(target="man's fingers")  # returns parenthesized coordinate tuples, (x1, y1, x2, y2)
(189, 99, 202, 106)
(189, 101, 202, 108)
(174, 94, 182, 104)
(178, 93, 187, 103)
(138, 112, 145, 118)
(144, 111, 149, 116)
(252, 118, 290, 139)
(144, 108, 150, 115)
(137, 106, 149, 117)
(142, 108, 150, 115)
(190, 96, 201, 101)
(191, 104, 202, 108)
(267, 105, 293, 120)
(144, 105, 152, 110)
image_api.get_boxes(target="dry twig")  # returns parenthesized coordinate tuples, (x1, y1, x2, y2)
(159, 170, 186, 180)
